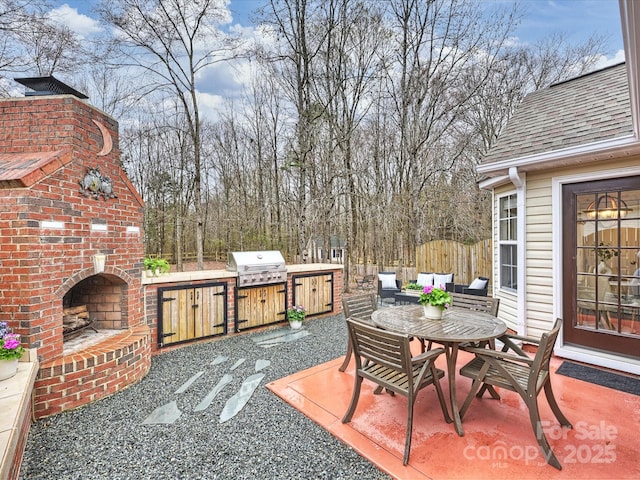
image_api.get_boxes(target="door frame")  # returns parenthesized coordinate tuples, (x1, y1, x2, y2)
(561, 177, 640, 357)
(553, 167, 640, 375)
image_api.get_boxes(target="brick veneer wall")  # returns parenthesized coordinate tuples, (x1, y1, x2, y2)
(0, 94, 150, 418)
(34, 326, 151, 418)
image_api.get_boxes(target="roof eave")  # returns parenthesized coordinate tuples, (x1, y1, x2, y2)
(477, 135, 640, 177)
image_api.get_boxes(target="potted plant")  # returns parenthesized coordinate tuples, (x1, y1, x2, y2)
(418, 285, 452, 320)
(144, 257, 170, 276)
(0, 322, 25, 381)
(404, 282, 423, 292)
(286, 305, 306, 329)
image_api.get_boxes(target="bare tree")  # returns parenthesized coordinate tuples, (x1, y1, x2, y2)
(16, 18, 82, 75)
(261, 0, 330, 262)
(0, 0, 77, 93)
(522, 32, 609, 91)
(97, 0, 240, 269)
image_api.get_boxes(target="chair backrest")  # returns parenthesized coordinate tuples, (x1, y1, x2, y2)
(346, 319, 412, 374)
(450, 292, 500, 316)
(377, 272, 401, 294)
(342, 293, 377, 322)
(528, 318, 562, 391)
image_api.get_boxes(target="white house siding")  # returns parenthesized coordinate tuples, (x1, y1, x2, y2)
(523, 175, 555, 339)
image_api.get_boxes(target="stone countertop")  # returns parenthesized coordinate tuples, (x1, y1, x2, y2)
(0, 359, 39, 480)
(142, 263, 343, 285)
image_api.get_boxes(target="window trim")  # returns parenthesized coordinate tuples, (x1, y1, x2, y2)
(498, 192, 518, 292)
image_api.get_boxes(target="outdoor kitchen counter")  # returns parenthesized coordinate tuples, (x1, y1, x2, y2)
(142, 269, 235, 285)
(141, 263, 343, 285)
(286, 263, 344, 273)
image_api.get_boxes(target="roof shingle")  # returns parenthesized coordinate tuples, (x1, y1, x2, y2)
(483, 63, 633, 164)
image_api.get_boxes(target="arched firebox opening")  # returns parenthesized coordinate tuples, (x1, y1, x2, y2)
(62, 273, 129, 346)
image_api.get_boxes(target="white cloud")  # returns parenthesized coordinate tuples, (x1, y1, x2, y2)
(592, 49, 626, 70)
(197, 91, 227, 121)
(48, 4, 103, 38)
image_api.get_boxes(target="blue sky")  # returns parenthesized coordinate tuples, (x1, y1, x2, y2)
(50, 0, 623, 54)
(47, 0, 624, 119)
(514, 0, 622, 55)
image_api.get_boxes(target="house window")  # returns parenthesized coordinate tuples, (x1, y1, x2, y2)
(499, 194, 517, 290)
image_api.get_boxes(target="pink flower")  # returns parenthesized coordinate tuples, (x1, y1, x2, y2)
(423, 285, 434, 295)
(2, 333, 20, 350)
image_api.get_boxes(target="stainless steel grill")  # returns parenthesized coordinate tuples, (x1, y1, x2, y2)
(227, 251, 287, 286)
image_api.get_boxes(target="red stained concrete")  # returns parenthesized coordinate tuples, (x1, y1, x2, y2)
(267, 347, 640, 480)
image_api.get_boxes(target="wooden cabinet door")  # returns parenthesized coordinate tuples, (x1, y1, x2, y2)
(293, 273, 334, 316)
(236, 283, 286, 331)
(158, 282, 227, 347)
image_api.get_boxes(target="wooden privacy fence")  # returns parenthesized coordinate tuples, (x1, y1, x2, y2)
(416, 239, 492, 285)
(354, 239, 492, 287)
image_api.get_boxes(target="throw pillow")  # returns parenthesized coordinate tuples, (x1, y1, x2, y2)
(379, 273, 397, 290)
(416, 273, 434, 287)
(468, 277, 488, 290)
(433, 273, 453, 289)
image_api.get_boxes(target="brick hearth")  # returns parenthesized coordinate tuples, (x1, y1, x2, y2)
(34, 325, 151, 418)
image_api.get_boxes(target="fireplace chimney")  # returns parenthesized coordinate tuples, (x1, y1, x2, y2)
(14, 75, 88, 99)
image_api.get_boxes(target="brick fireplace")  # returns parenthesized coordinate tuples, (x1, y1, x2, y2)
(0, 77, 151, 418)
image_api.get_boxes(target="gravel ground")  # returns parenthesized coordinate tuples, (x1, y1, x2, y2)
(19, 314, 390, 480)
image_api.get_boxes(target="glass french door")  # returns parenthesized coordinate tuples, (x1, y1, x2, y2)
(563, 177, 640, 358)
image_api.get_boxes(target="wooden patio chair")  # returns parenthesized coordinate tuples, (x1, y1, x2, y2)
(342, 319, 451, 465)
(338, 293, 377, 372)
(424, 292, 500, 351)
(450, 291, 500, 316)
(458, 318, 572, 470)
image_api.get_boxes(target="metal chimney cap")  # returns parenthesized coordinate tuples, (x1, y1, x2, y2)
(14, 76, 88, 99)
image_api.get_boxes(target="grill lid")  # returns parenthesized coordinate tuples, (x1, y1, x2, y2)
(227, 251, 286, 286)
(227, 250, 286, 271)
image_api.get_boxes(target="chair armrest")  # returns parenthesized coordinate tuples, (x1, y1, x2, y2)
(412, 347, 446, 364)
(500, 332, 541, 345)
(463, 346, 534, 365)
(461, 287, 488, 296)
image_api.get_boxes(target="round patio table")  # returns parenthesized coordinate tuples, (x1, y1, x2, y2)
(371, 304, 507, 436)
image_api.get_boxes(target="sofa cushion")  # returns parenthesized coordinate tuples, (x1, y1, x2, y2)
(379, 273, 398, 290)
(469, 277, 488, 290)
(416, 273, 434, 287)
(433, 273, 453, 289)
